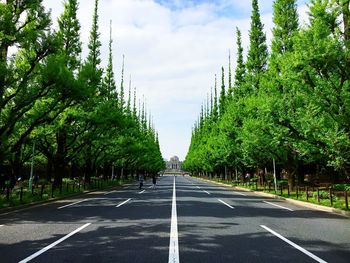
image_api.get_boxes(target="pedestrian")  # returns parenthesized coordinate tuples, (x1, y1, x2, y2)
(139, 174, 144, 190)
(152, 175, 156, 189)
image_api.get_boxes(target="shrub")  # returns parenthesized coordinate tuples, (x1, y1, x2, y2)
(332, 184, 350, 191)
(313, 190, 329, 199)
(277, 180, 288, 186)
(312, 190, 339, 202)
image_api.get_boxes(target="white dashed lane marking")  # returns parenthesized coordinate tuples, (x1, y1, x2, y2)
(218, 199, 234, 209)
(263, 201, 294, 211)
(116, 198, 131, 208)
(19, 223, 91, 263)
(57, 199, 88, 210)
(261, 225, 327, 263)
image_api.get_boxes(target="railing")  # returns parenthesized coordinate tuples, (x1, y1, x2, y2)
(231, 180, 349, 210)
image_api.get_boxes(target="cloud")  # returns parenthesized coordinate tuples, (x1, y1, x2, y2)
(42, 0, 310, 161)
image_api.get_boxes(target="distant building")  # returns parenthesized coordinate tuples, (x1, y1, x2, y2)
(166, 156, 182, 171)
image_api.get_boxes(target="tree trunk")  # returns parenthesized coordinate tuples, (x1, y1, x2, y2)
(53, 129, 67, 188)
(341, 0, 350, 43)
(11, 148, 22, 180)
(46, 159, 53, 182)
(286, 152, 296, 192)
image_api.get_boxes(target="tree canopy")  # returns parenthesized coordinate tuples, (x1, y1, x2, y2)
(0, 0, 165, 184)
(183, 0, 350, 186)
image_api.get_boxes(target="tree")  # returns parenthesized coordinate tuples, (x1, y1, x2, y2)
(119, 55, 125, 110)
(103, 20, 117, 101)
(245, 0, 268, 91)
(262, 0, 300, 190)
(57, 0, 82, 72)
(227, 51, 233, 97)
(271, 0, 298, 56)
(282, 0, 350, 179)
(0, 0, 165, 187)
(234, 27, 245, 93)
(219, 66, 226, 116)
(78, 0, 104, 183)
(47, 0, 84, 187)
(0, 0, 67, 177)
(213, 75, 219, 121)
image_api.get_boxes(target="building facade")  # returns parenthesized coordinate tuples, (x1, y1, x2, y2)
(166, 156, 182, 171)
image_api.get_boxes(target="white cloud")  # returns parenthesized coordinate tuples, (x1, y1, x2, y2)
(42, 0, 310, 161)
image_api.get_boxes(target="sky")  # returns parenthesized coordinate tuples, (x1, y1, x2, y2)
(42, 0, 310, 161)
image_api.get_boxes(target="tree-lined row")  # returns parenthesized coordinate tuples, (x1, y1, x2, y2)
(0, 0, 164, 187)
(184, 0, 350, 188)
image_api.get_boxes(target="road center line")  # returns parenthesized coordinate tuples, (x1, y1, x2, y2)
(57, 199, 88, 210)
(260, 225, 327, 263)
(218, 199, 234, 209)
(168, 176, 180, 263)
(19, 223, 91, 263)
(138, 190, 146, 194)
(203, 190, 210, 195)
(116, 198, 131, 208)
(263, 201, 294, 211)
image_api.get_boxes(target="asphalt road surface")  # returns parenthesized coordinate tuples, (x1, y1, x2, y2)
(0, 175, 349, 263)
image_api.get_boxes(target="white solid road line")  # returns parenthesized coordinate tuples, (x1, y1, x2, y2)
(57, 199, 88, 210)
(116, 198, 132, 208)
(19, 223, 91, 263)
(148, 185, 153, 188)
(196, 186, 200, 189)
(0, 225, 3, 227)
(138, 190, 146, 194)
(263, 201, 294, 211)
(203, 190, 210, 195)
(168, 176, 180, 263)
(218, 199, 234, 209)
(260, 225, 328, 263)
(104, 190, 117, 195)
(234, 191, 247, 196)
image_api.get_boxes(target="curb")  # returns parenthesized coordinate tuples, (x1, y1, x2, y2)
(195, 177, 350, 219)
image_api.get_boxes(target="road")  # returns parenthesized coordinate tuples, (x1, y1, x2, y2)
(0, 175, 349, 262)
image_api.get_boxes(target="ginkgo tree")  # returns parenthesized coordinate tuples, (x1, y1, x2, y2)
(0, 0, 165, 186)
(184, 0, 350, 186)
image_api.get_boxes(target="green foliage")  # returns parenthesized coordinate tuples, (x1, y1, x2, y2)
(0, 0, 164, 187)
(332, 184, 350, 191)
(57, 0, 82, 71)
(271, 0, 299, 56)
(185, 0, 350, 187)
(233, 27, 245, 93)
(219, 67, 226, 116)
(312, 190, 333, 200)
(246, 0, 268, 77)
